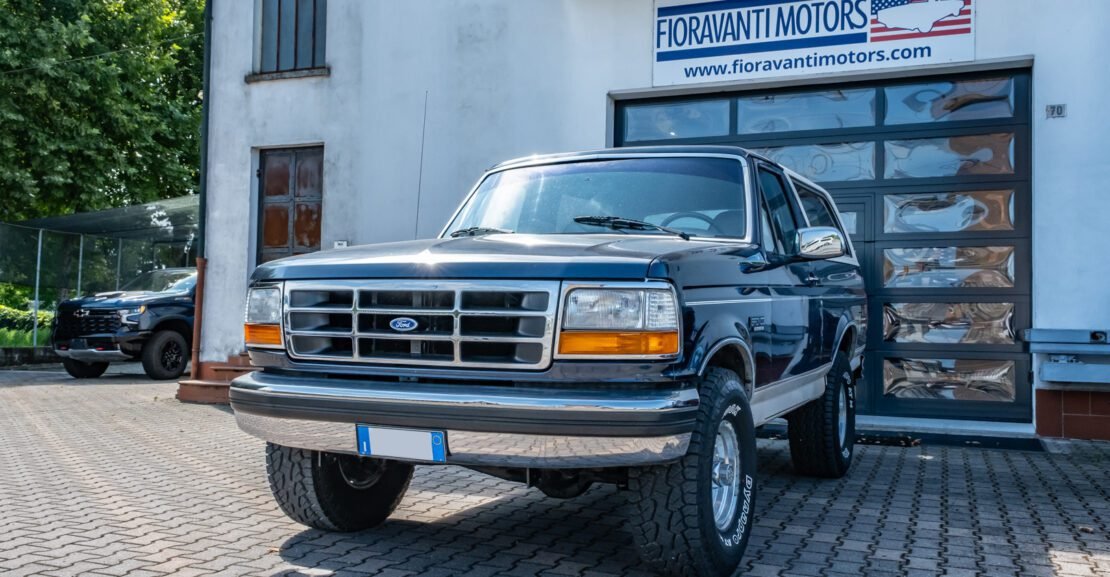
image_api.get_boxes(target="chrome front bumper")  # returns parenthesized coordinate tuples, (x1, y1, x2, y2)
(230, 370, 697, 468)
(236, 412, 690, 468)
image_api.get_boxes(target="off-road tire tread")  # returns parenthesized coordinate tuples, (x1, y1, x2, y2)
(266, 443, 341, 530)
(141, 330, 188, 380)
(265, 443, 413, 532)
(62, 359, 109, 379)
(625, 367, 739, 577)
(787, 352, 853, 478)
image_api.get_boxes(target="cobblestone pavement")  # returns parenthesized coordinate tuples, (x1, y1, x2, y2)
(1, 366, 1109, 577)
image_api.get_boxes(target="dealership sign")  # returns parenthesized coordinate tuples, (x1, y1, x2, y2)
(653, 0, 976, 86)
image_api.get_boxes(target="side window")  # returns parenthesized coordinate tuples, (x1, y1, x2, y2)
(757, 167, 800, 255)
(794, 183, 838, 228)
(793, 183, 853, 257)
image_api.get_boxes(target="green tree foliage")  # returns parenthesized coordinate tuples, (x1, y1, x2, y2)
(0, 0, 204, 221)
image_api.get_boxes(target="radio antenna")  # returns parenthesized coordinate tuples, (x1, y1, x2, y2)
(413, 90, 429, 239)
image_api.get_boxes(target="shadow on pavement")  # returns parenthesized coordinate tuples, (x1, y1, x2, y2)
(0, 362, 186, 387)
(267, 449, 814, 577)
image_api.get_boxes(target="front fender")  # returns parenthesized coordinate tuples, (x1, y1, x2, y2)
(674, 299, 757, 390)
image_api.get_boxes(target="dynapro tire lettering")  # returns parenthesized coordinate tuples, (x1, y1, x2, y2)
(842, 371, 854, 459)
(724, 404, 743, 418)
(722, 474, 754, 547)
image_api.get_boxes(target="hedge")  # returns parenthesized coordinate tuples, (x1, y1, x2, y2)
(0, 305, 53, 332)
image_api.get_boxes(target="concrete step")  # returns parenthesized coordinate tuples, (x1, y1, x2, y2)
(176, 379, 232, 404)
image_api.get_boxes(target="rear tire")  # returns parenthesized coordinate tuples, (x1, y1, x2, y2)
(62, 358, 109, 379)
(141, 330, 188, 380)
(266, 443, 414, 531)
(787, 350, 855, 478)
(625, 367, 757, 577)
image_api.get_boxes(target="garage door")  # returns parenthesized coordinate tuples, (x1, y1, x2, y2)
(616, 69, 1031, 422)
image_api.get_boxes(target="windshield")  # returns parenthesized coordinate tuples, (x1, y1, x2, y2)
(444, 157, 748, 239)
(120, 270, 197, 293)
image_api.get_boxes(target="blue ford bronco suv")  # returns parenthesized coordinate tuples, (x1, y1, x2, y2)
(231, 146, 866, 577)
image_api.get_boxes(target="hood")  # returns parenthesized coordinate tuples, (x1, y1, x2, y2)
(59, 290, 189, 310)
(252, 234, 756, 281)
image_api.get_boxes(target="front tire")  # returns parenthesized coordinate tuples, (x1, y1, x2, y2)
(625, 367, 757, 577)
(787, 350, 856, 478)
(266, 443, 414, 531)
(141, 330, 188, 380)
(62, 358, 109, 379)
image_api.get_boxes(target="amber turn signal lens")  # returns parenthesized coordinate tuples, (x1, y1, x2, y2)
(558, 331, 679, 356)
(244, 323, 283, 347)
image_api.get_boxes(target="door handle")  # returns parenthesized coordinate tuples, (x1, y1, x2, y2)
(804, 273, 821, 286)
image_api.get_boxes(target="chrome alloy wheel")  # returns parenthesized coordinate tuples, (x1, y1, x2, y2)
(712, 420, 741, 530)
(838, 384, 848, 448)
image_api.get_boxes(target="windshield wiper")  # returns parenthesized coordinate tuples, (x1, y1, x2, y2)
(449, 226, 514, 238)
(574, 216, 690, 240)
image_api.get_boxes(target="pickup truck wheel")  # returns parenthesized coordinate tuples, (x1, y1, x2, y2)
(61, 358, 109, 379)
(625, 367, 756, 577)
(265, 443, 413, 532)
(787, 351, 855, 478)
(141, 330, 188, 380)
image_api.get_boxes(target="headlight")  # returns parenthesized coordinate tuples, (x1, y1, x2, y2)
(558, 286, 680, 357)
(244, 285, 283, 348)
(119, 305, 146, 324)
(563, 289, 644, 330)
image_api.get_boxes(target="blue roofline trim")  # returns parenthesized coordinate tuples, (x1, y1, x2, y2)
(656, 33, 868, 62)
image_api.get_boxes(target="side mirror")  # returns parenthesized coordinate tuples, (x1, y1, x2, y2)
(797, 227, 845, 260)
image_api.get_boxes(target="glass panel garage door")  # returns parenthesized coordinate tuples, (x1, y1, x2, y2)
(616, 71, 1031, 422)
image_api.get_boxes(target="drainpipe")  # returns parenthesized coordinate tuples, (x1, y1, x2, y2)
(189, 0, 213, 380)
(32, 230, 43, 351)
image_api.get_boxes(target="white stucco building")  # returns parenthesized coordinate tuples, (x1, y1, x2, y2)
(191, 0, 1110, 440)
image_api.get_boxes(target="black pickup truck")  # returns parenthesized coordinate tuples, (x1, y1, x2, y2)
(231, 146, 866, 577)
(52, 268, 195, 380)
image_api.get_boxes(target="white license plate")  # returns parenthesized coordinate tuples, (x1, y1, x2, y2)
(355, 425, 446, 463)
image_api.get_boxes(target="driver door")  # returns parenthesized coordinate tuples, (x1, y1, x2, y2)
(755, 163, 822, 383)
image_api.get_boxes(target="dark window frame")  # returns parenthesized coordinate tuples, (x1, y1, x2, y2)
(259, 0, 327, 74)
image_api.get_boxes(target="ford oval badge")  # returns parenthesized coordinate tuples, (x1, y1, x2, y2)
(389, 317, 418, 332)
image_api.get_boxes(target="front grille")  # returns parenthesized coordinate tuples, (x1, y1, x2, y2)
(284, 280, 559, 369)
(56, 309, 122, 338)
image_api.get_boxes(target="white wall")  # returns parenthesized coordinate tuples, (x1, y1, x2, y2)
(202, 0, 654, 361)
(202, 0, 1110, 364)
(973, 0, 1110, 331)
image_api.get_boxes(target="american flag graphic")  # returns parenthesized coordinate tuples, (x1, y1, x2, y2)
(871, 0, 973, 43)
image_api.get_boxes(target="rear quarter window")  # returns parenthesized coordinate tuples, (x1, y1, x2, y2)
(792, 180, 852, 256)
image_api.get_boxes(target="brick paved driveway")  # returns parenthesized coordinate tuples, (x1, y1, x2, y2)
(1, 366, 1108, 577)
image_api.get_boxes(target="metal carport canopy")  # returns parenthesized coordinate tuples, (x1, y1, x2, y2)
(17, 195, 199, 243)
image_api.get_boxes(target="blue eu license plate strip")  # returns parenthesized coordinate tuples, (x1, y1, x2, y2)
(356, 425, 446, 463)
